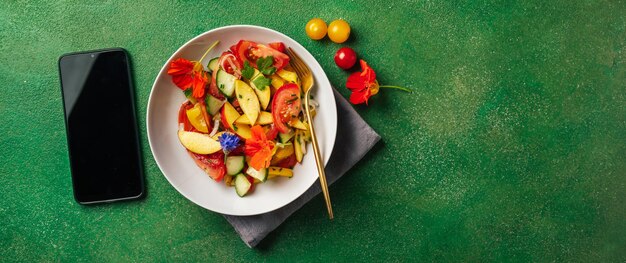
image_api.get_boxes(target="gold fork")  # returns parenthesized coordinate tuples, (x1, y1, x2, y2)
(286, 48, 334, 220)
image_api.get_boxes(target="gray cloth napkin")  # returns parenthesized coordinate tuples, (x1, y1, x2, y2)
(223, 88, 381, 247)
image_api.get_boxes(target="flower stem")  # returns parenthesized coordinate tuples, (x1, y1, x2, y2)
(379, 85, 412, 93)
(199, 40, 220, 62)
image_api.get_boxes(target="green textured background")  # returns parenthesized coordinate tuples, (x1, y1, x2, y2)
(1, 0, 625, 261)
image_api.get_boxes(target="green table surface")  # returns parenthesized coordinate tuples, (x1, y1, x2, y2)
(1, 0, 625, 261)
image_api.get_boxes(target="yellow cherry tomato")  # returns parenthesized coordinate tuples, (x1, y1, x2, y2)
(327, 19, 351, 43)
(305, 18, 327, 40)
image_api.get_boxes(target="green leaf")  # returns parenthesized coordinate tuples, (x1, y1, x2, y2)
(261, 67, 276, 76)
(256, 56, 276, 76)
(183, 88, 193, 98)
(252, 76, 271, 91)
(257, 56, 273, 70)
(241, 61, 255, 80)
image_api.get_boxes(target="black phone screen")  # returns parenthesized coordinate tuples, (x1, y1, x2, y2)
(58, 49, 144, 204)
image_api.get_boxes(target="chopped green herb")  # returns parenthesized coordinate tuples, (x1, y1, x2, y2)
(241, 61, 255, 80)
(238, 94, 243, 99)
(262, 67, 276, 76)
(252, 76, 271, 91)
(257, 56, 276, 75)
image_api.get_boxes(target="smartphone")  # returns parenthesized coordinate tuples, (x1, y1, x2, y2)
(58, 48, 145, 204)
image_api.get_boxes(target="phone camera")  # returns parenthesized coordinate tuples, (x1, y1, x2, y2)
(91, 54, 95, 58)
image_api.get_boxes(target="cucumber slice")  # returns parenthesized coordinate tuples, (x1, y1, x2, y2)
(234, 173, 251, 197)
(279, 131, 295, 143)
(226, 156, 245, 176)
(205, 94, 225, 115)
(246, 166, 268, 182)
(216, 69, 237, 97)
(207, 57, 219, 73)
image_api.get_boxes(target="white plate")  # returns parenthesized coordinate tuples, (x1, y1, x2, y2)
(146, 25, 337, 216)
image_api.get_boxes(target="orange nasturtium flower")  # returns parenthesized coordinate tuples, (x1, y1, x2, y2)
(245, 125, 275, 170)
(167, 58, 207, 99)
(166, 41, 219, 99)
(346, 59, 411, 105)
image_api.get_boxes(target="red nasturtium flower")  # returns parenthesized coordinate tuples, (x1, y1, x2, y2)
(346, 59, 411, 105)
(245, 125, 275, 170)
(167, 41, 220, 99)
(167, 58, 208, 99)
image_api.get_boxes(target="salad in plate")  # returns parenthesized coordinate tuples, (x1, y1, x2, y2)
(168, 40, 316, 197)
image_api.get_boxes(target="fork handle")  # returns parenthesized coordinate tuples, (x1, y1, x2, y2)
(304, 93, 334, 219)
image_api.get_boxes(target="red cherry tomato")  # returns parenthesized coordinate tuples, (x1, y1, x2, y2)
(271, 83, 301, 133)
(334, 47, 357, 70)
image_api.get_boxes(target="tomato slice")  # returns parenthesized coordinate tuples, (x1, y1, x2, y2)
(234, 40, 252, 64)
(209, 66, 224, 100)
(271, 83, 301, 133)
(178, 101, 196, 132)
(251, 44, 290, 71)
(268, 42, 286, 53)
(265, 125, 279, 141)
(218, 51, 241, 75)
(234, 40, 290, 71)
(231, 99, 244, 115)
(275, 153, 297, 168)
(246, 175, 256, 193)
(230, 145, 245, 155)
(188, 151, 226, 182)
